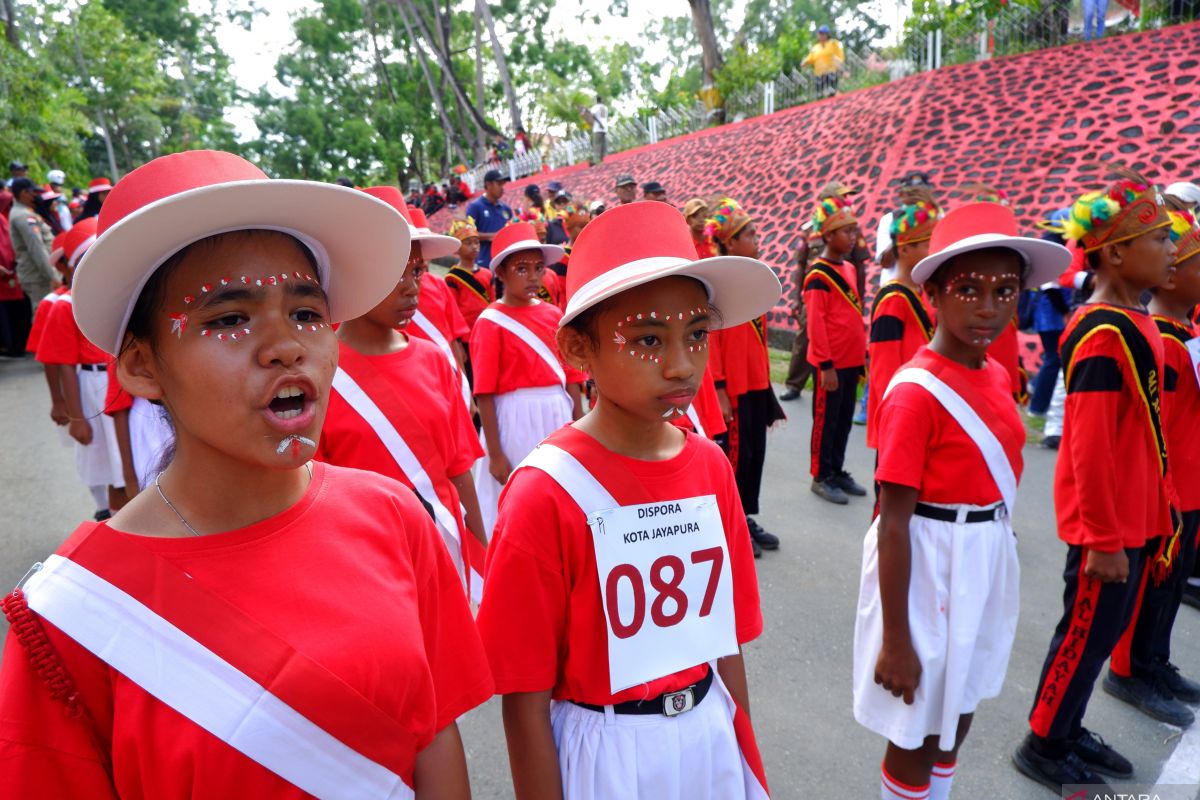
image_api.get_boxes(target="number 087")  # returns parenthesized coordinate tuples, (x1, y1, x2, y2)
(604, 547, 725, 639)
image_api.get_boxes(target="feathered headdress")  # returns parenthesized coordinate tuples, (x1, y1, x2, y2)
(889, 187, 941, 246)
(1061, 167, 1170, 253)
(960, 182, 1011, 207)
(448, 217, 479, 241)
(704, 197, 752, 243)
(1168, 208, 1200, 265)
(811, 195, 857, 236)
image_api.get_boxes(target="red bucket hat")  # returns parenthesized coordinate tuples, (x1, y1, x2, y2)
(408, 207, 461, 260)
(560, 200, 781, 329)
(488, 222, 564, 271)
(87, 177, 114, 194)
(48, 231, 69, 266)
(72, 150, 411, 355)
(63, 217, 98, 269)
(912, 202, 1071, 286)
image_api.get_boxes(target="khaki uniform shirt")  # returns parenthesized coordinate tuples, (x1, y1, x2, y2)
(8, 203, 56, 300)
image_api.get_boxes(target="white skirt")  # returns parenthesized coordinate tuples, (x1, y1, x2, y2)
(476, 385, 572, 537)
(129, 396, 174, 490)
(550, 671, 769, 800)
(76, 368, 124, 489)
(852, 506, 1020, 751)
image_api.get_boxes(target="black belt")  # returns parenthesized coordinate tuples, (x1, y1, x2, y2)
(79, 363, 107, 372)
(571, 667, 713, 717)
(914, 502, 1005, 524)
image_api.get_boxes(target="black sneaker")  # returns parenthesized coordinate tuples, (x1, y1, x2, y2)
(1042, 435, 1061, 450)
(746, 518, 780, 550)
(1069, 728, 1133, 778)
(1157, 662, 1200, 704)
(750, 536, 762, 559)
(1013, 736, 1110, 796)
(93, 508, 112, 522)
(1103, 670, 1196, 726)
(811, 479, 849, 505)
(779, 388, 800, 402)
(833, 472, 867, 497)
(1183, 582, 1200, 611)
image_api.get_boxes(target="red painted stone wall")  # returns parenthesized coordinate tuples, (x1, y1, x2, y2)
(433, 22, 1200, 364)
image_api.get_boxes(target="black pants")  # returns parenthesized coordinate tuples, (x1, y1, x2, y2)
(1028, 542, 1150, 741)
(730, 388, 772, 516)
(0, 296, 32, 356)
(1111, 510, 1200, 676)
(811, 367, 858, 481)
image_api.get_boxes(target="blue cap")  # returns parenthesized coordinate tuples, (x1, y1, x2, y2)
(818, 24, 830, 34)
(547, 180, 563, 192)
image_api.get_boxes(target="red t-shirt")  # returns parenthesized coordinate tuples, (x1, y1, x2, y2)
(0, 464, 493, 798)
(35, 291, 109, 365)
(804, 257, 866, 370)
(476, 425, 762, 704)
(469, 300, 586, 395)
(319, 338, 482, 485)
(1054, 304, 1173, 551)
(986, 318, 1023, 398)
(867, 283, 935, 448)
(26, 286, 70, 353)
(875, 347, 1024, 505)
(710, 318, 770, 399)
(0, 214, 21, 302)
(1156, 315, 1200, 510)
(444, 264, 495, 329)
(104, 358, 133, 415)
(414, 272, 470, 345)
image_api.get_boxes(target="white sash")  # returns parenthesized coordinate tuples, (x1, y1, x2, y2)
(686, 405, 706, 438)
(331, 368, 465, 583)
(885, 367, 1018, 514)
(478, 306, 567, 387)
(23, 555, 415, 800)
(411, 311, 472, 412)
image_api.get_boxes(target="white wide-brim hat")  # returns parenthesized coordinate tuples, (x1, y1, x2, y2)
(560, 201, 781, 330)
(912, 201, 1071, 287)
(74, 150, 411, 355)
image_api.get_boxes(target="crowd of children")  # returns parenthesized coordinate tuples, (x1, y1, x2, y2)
(0, 148, 1199, 800)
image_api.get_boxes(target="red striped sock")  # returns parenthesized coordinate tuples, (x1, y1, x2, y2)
(930, 761, 956, 800)
(881, 762, 930, 800)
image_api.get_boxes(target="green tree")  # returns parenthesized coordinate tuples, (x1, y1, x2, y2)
(0, 37, 90, 181)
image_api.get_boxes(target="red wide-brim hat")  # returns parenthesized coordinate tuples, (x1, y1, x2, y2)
(912, 202, 1071, 287)
(408, 207, 462, 260)
(64, 217, 98, 269)
(488, 222, 565, 271)
(560, 201, 781, 329)
(74, 150, 411, 355)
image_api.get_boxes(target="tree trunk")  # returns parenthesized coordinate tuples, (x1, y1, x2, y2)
(390, 0, 500, 139)
(393, 0, 469, 166)
(688, 0, 723, 90)
(362, 0, 398, 104)
(1, 0, 19, 48)
(70, 12, 120, 178)
(473, 12, 487, 160)
(475, 0, 521, 134)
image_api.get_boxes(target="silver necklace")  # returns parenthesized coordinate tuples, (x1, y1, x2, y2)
(154, 463, 312, 537)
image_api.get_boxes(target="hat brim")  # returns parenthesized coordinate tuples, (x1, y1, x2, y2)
(912, 233, 1071, 287)
(413, 232, 462, 260)
(489, 240, 565, 271)
(559, 255, 782, 331)
(73, 179, 411, 355)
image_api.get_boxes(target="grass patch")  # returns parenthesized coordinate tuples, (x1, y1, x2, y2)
(769, 347, 791, 386)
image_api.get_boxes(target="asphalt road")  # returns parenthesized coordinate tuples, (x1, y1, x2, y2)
(2, 355, 1197, 799)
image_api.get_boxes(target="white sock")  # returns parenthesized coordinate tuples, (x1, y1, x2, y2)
(882, 764, 930, 800)
(929, 761, 956, 800)
(89, 484, 108, 510)
(1187, 577, 1200, 587)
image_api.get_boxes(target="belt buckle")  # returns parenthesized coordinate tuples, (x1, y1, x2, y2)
(662, 686, 695, 717)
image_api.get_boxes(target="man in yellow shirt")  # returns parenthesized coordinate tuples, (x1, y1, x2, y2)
(803, 25, 844, 98)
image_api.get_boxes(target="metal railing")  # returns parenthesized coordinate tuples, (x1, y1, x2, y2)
(462, 4, 1199, 190)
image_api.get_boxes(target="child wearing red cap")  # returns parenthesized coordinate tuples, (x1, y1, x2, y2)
(705, 198, 785, 557)
(855, 201, 1069, 800)
(1015, 172, 1177, 792)
(0, 151, 491, 798)
(477, 200, 780, 800)
(470, 221, 586, 537)
(319, 186, 488, 601)
(806, 195, 868, 506)
(1104, 205, 1200, 723)
(34, 217, 127, 519)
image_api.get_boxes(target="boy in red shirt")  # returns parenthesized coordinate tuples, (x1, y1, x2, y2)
(444, 218, 493, 330)
(806, 195, 867, 505)
(1015, 173, 1178, 793)
(1104, 205, 1200, 723)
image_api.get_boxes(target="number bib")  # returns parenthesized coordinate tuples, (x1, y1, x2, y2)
(588, 494, 738, 693)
